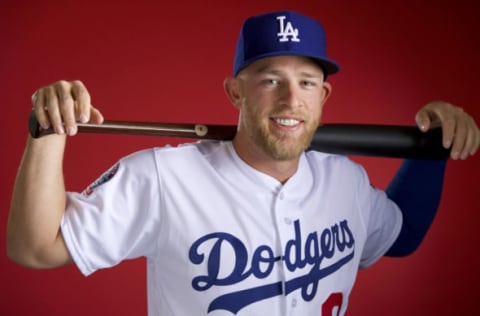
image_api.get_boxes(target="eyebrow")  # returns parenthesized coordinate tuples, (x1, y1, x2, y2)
(253, 67, 323, 81)
(251, 62, 324, 78)
(252, 65, 279, 75)
(299, 71, 323, 79)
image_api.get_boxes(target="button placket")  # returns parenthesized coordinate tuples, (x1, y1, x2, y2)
(291, 298, 297, 307)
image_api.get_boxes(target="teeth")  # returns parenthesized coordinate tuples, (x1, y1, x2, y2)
(275, 118, 300, 126)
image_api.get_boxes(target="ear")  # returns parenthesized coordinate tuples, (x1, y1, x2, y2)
(223, 76, 243, 109)
(320, 81, 333, 106)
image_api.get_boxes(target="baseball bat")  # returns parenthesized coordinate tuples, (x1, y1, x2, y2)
(28, 111, 450, 159)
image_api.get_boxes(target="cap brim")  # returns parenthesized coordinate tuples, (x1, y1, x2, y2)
(237, 52, 340, 76)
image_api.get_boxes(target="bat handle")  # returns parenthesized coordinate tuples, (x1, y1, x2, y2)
(29, 110, 41, 138)
(29, 110, 56, 138)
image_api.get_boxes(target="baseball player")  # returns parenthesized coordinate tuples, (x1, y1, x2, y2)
(7, 10, 480, 316)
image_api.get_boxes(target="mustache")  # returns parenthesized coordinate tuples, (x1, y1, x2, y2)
(269, 110, 312, 123)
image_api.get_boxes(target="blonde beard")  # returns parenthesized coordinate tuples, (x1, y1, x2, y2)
(241, 105, 317, 161)
(257, 126, 314, 160)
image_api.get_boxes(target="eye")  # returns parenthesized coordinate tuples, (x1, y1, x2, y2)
(265, 78, 280, 85)
(301, 80, 316, 87)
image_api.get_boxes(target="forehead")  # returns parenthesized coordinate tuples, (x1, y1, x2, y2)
(241, 55, 325, 76)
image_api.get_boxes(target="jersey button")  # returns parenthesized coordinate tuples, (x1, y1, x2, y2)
(291, 298, 297, 307)
(278, 192, 285, 200)
(284, 217, 292, 225)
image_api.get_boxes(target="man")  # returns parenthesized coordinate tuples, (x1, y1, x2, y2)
(7, 10, 479, 316)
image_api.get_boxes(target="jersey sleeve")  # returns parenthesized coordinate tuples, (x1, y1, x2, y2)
(355, 163, 403, 269)
(385, 159, 446, 256)
(61, 148, 162, 276)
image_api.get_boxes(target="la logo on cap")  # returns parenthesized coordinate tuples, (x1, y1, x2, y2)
(276, 15, 300, 42)
(232, 10, 340, 76)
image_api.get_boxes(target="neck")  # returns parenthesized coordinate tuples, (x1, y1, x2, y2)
(232, 136, 301, 184)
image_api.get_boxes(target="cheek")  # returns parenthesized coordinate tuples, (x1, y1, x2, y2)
(317, 104, 325, 118)
(310, 98, 325, 120)
(243, 93, 270, 115)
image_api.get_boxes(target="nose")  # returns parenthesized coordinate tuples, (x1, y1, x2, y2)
(279, 82, 302, 109)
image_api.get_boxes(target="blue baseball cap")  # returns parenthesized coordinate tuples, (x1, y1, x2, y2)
(233, 10, 340, 76)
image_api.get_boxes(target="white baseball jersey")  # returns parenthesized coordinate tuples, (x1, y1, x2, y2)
(61, 140, 402, 316)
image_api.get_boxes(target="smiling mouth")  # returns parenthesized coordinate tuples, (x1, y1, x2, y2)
(272, 117, 303, 127)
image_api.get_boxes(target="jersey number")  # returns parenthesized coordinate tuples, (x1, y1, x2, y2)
(322, 292, 343, 316)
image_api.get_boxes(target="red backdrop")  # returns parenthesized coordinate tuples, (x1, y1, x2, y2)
(1, 1, 479, 315)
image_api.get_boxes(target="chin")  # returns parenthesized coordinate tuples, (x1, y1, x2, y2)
(267, 139, 309, 161)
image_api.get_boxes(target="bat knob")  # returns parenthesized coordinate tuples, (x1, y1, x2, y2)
(194, 124, 208, 137)
(28, 110, 54, 138)
(28, 110, 41, 138)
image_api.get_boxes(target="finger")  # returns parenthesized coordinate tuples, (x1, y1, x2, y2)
(466, 118, 480, 157)
(44, 85, 65, 134)
(431, 104, 460, 149)
(31, 89, 50, 130)
(70, 80, 91, 123)
(89, 105, 104, 125)
(449, 116, 467, 160)
(459, 123, 477, 159)
(55, 80, 77, 135)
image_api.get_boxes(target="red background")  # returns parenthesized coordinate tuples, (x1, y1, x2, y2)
(1, 1, 479, 315)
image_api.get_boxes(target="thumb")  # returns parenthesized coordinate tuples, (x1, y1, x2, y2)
(415, 105, 444, 132)
(415, 110, 432, 132)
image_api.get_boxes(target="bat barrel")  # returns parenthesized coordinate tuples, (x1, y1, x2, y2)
(310, 124, 449, 159)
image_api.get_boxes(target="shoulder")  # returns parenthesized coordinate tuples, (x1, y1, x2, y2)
(150, 140, 226, 161)
(303, 151, 371, 190)
(121, 141, 229, 176)
(120, 141, 224, 162)
(305, 151, 366, 174)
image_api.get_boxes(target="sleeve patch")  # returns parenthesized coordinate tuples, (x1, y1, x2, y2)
(82, 163, 120, 196)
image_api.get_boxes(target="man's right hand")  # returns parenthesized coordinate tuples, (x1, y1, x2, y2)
(31, 80, 104, 136)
